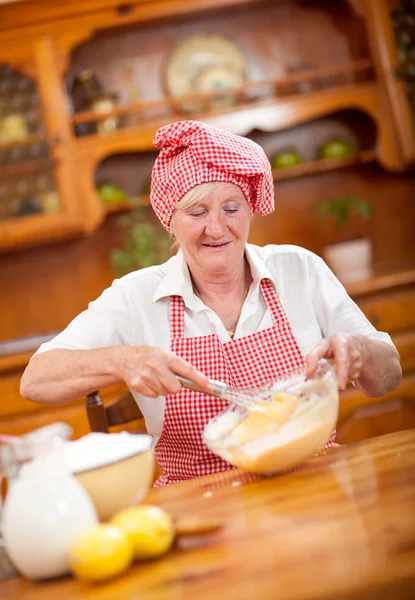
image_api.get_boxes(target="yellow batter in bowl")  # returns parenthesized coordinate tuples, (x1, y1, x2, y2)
(203, 362, 339, 474)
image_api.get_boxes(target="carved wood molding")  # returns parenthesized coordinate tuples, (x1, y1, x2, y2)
(55, 29, 95, 73)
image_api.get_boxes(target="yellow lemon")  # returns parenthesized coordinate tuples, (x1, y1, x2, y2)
(68, 524, 133, 583)
(111, 505, 175, 560)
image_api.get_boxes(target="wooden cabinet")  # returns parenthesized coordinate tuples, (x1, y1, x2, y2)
(0, 39, 90, 252)
(0, 0, 414, 252)
(363, 0, 415, 167)
(337, 270, 415, 443)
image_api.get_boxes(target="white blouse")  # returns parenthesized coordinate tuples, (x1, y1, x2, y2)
(35, 244, 394, 440)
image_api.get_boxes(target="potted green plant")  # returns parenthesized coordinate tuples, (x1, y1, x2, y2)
(314, 194, 373, 283)
(110, 208, 170, 277)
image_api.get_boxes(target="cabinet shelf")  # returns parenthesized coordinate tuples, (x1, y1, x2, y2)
(0, 158, 54, 179)
(0, 211, 79, 252)
(0, 134, 47, 150)
(272, 149, 376, 181)
(72, 59, 374, 133)
(75, 82, 382, 159)
(104, 196, 151, 214)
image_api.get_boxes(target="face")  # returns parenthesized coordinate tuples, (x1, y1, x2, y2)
(170, 183, 252, 277)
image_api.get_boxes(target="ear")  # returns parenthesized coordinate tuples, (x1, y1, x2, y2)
(169, 211, 176, 238)
(168, 217, 174, 238)
(168, 220, 176, 242)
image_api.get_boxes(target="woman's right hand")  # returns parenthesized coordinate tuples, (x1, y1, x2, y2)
(113, 346, 211, 398)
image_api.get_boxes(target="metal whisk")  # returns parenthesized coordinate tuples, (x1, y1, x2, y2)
(177, 375, 296, 415)
(176, 360, 332, 415)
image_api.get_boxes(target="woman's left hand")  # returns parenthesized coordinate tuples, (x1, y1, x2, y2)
(305, 333, 366, 390)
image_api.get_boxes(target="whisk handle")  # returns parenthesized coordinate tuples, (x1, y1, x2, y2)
(176, 376, 227, 399)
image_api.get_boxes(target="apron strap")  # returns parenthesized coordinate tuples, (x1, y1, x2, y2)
(170, 295, 185, 339)
(260, 279, 296, 338)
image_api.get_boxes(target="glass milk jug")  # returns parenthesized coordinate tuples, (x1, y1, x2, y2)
(0, 423, 98, 580)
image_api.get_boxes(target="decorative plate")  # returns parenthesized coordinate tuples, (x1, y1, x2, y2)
(165, 34, 246, 114)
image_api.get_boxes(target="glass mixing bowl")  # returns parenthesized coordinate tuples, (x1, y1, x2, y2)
(203, 360, 339, 475)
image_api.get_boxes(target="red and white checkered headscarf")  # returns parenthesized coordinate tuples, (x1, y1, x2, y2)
(150, 120, 275, 230)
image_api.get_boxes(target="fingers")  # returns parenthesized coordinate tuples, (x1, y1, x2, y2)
(119, 346, 210, 398)
(348, 348, 363, 382)
(129, 371, 181, 397)
(168, 354, 211, 393)
(331, 336, 350, 390)
(305, 339, 330, 378)
(307, 334, 364, 391)
(128, 373, 155, 397)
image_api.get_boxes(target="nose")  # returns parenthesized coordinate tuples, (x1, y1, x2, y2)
(204, 210, 226, 238)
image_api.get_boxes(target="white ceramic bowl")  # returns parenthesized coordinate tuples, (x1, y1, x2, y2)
(65, 432, 155, 521)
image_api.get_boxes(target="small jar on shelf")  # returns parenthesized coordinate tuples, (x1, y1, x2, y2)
(0, 110, 29, 144)
(90, 92, 121, 134)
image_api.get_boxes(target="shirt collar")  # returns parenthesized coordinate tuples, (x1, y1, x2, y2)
(153, 250, 196, 308)
(153, 244, 277, 307)
(244, 243, 277, 292)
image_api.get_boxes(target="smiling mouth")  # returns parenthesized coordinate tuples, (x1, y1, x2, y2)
(202, 242, 230, 248)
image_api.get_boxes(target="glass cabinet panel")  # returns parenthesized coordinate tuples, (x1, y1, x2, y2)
(392, 0, 415, 126)
(0, 64, 61, 222)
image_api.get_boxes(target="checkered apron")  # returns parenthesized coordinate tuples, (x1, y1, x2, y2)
(154, 279, 337, 486)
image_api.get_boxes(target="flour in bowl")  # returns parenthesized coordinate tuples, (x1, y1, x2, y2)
(64, 432, 153, 474)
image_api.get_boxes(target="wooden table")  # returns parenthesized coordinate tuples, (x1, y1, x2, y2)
(2, 430, 415, 600)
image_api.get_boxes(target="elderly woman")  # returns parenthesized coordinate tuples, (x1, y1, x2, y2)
(21, 120, 401, 485)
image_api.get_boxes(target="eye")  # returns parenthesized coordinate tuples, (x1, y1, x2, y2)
(190, 208, 206, 217)
(224, 203, 239, 214)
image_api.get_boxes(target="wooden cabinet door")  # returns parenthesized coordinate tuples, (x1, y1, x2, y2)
(363, 0, 415, 167)
(0, 37, 85, 252)
(356, 288, 415, 334)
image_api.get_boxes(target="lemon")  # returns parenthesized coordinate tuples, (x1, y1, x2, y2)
(111, 505, 175, 560)
(68, 524, 133, 583)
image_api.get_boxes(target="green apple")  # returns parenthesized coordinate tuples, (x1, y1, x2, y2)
(97, 183, 127, 204)
(317, 140, 355, 160)
(271, 149, 303, 169)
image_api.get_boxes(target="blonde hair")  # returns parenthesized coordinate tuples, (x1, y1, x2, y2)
(175, 182, 216, 211)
